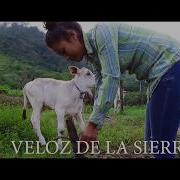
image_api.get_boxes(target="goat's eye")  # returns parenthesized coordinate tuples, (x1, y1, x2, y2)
(86, 72, 91, 76)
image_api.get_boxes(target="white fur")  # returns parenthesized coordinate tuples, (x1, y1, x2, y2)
(23, 66, 95, 149)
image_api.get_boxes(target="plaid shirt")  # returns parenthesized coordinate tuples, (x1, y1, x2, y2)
(83, 23, 180, 129)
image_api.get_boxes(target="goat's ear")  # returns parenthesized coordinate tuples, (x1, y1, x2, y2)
(68, 66, 80, 75)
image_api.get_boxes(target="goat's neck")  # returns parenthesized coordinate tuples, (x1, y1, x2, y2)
(67, 79, 86, 99)
(72, 78, 87, 93)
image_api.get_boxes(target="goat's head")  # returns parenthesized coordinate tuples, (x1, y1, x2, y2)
(68, 66, 95, 90)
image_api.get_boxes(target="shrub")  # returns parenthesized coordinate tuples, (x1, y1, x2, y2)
(0, 85, 10, 95)
(0, 85, 22, 97)
(124, 91, 147, 106)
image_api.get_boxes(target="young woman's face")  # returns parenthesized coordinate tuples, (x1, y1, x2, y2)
(52, 31, 86, 62)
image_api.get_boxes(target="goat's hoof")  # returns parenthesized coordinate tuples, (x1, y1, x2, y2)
(39, 138, 46, 146)
(58, 145, 63, 151)
(57, 140, 63, 151)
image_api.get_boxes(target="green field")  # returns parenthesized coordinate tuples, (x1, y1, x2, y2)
(0, 104, 150, 159)
(0, 104, 180, 159)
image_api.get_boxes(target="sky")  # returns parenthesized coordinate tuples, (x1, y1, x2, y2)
(27, 21, 180, 41)
(1, 21, 180, 41)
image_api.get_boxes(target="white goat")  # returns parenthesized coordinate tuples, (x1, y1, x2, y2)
(22, 66, 95, 149)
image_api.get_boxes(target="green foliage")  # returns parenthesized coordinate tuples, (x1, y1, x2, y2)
(0, 85, 22, 97)
(0, 105, 146, 158)
(0, 85, 9, 94)
(0, 23, 88, 72)
(124, 91, 147, 106)
(123, 73, 148, 92)
(0, 54, 74, 89)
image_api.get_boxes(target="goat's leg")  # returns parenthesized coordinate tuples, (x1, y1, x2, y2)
(72, 116, 78, 126)
(77, 112, 85, 132)
(55, 109, 65, 150)
(30, 106, 45, 146)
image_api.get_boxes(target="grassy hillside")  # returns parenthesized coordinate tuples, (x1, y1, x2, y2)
(0, 23, 88, 72)
(0, 54, 72, 89)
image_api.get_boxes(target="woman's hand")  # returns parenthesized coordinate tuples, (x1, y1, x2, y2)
(80, 122, 99, 151)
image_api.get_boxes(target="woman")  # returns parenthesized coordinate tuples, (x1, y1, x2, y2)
(44, 22, 180, 158)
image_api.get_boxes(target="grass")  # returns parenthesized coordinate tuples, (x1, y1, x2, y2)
(98, 106, 145, 150)
(0, 105, 146, 159)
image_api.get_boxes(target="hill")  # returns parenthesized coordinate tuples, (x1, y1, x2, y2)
(0, 23, 88, 72)
(0, 23, 146, 91)
(0, 54, 72, 89)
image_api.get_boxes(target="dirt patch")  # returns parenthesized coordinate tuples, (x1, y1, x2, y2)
(85, 146, 154, 159)
(0, 94, 22, 106)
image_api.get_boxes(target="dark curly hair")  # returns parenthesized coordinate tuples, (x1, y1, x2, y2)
(43, 22, 83, 48)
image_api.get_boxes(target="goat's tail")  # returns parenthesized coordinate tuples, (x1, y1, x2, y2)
(22, 87, 28, 120)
